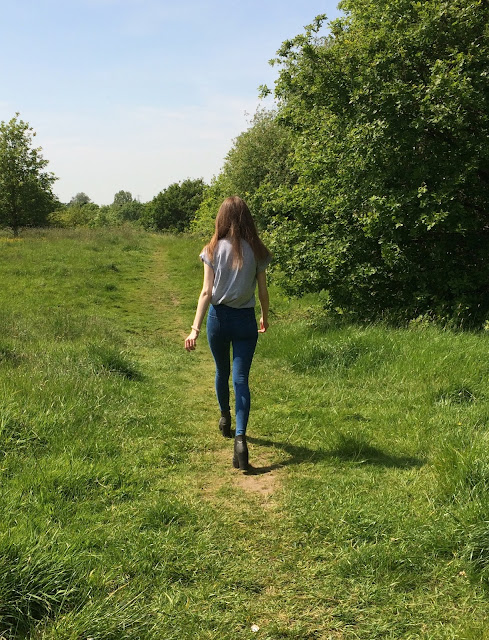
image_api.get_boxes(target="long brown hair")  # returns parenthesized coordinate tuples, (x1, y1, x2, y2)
(204, 196, 270, 268)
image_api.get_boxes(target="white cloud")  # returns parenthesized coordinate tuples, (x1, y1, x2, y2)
(40, 93, 265, 204)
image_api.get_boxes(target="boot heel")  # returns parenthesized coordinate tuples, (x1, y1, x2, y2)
(219, 414, 232, 438)
(233, 435, 248, 470)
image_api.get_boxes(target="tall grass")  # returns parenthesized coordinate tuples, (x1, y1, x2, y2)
(0, 229, 489, 638)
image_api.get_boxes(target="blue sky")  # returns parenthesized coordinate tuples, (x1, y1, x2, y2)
(0, 0, 343, 204)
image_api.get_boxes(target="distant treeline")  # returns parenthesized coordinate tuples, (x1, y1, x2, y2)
(49, 180, 207, 233)
(1, 0, 488, 326)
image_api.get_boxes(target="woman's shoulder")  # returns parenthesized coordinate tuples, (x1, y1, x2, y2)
(217, 237, 232, 248)
(216, 237, 234, 257)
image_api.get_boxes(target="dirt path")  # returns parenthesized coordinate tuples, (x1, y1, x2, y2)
(144, 238, 285, 508)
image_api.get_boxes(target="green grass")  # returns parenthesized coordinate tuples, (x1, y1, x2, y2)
(1, 228, 489, 638)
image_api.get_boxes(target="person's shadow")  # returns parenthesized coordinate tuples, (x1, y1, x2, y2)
(245, 433, 425, 475)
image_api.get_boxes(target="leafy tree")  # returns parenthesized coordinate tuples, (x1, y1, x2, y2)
(192, 109, 295, 234)
(117, 200, 145, 223)
(50, 202, 100, 227)
(149, 179, 205, 232)
(50, 190, 147, 228)
(223, 109, 295, 202)
(266, 1, 489, 324)
(191, 174, 234, 236)
(112, 190, 133, 207)
(110, 191, 146, 223)
(69, 192, 91, 206)
(0, 114, 57, 235)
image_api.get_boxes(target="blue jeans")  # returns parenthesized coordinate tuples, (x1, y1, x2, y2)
(206, 304, 258, 436)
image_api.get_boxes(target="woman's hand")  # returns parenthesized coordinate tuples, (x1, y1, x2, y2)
(185, 328, 199, 351)
(258, 317, 269, 333)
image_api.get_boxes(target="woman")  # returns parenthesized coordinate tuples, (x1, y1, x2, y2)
(184, 196, 271, 471)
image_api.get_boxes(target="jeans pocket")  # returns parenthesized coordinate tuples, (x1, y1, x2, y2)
(232, 313, 257, 341)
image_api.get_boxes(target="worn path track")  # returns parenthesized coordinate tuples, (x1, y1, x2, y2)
(138, 236, 286, 508)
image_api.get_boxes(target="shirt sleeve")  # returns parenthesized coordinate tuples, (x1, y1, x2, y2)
(256, 253, 272, 274)
(199, 248, 214, 269)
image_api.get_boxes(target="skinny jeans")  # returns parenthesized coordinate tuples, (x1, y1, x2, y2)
(206, 304, 258, 436)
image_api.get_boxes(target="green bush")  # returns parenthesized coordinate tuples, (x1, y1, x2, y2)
(263, 1, 489, 325)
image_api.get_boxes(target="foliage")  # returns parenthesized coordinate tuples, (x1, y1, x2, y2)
(114, 199, 146, 223)
(50, 191, 148, 228)
(192, 109, 295, 235)
(69, 192, 91, 206)
(50, 202, 101, 227)
(111, 191, 146, 224)
(0, 114, 57, 235)
(147, 178, 205, 232)
(191, 174, 234, 236)
(222, 109, 295, 213)
(112, 190, 133, 207)
(264, 1, 489, 325)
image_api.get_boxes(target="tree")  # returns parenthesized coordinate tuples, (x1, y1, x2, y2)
(113, 199, 145, 223)
(0, 114, 57, 235)
(192, 109, 295, 234)
(223, 109, 295, 203)
(149, 179, 206, 232)
(109, 190, 145, 223)
(265, 1, 489, 324)
(191, 174, 234, 236)
(112, 190, 133, 207)
(69, 192, 91, 206)
(50, 202, 100, 227)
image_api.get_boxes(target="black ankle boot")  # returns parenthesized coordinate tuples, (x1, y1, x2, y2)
(219, 412, 232, 438)
(233, 435, 249, 470)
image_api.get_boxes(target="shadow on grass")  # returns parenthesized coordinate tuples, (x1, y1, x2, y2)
(329, 434, 425, 469)
(246, 434, 424, 475)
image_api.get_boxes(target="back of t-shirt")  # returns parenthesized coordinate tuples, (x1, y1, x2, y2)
(200, 238, 268, 308)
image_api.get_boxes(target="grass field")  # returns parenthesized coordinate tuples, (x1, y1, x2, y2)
(1, 228, 489, 639)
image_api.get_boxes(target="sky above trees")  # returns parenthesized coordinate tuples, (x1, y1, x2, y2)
(0, 0, 342, 204)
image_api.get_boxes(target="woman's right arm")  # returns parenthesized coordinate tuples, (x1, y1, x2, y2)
(257, 270, 269, 333)
(185, 263, 214, 351)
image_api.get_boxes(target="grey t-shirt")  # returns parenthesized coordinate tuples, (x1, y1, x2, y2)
(200, 238, 270, 308)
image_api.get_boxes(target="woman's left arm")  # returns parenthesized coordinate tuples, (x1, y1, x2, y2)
(257, 270, 269, 333)
(185, 262, 214, 351)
